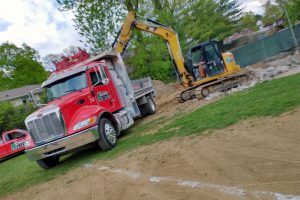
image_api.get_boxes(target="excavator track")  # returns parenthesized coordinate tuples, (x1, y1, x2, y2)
(177, 71, 250, 103)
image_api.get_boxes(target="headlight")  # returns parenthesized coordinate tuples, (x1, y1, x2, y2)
(73, 116, 97, 131)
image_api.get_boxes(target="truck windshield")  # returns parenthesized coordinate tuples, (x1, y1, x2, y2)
(46, 72, 87, 101)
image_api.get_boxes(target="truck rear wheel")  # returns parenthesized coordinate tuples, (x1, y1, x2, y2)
(144, 96, 156, 115)
(36, 156, 60, 169)
(140, 96, 156, 117)
(98, 118, 117, 151)
(139, 106, 147, 117)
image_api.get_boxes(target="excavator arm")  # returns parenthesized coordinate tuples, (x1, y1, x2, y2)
(114, 12, 193, 88)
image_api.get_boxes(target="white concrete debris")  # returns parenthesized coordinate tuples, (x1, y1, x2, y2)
(249, 65, 290, 81)
(291, 55, 300, 66)
(269, 55, 293, 67)
(204, 92, 223, 101)
(149, 176, 170, 183)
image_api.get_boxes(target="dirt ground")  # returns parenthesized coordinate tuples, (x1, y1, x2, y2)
(3, 108, 300, 200)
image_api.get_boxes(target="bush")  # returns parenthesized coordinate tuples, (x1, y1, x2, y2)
(0, 102, 35, 133)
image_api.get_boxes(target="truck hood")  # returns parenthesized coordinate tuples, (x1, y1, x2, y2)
(26, 90, 89, 122)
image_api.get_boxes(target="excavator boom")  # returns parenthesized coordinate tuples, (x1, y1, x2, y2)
(114, 12, 193, 87)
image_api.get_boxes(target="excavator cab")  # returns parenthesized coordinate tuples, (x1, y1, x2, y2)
(187, 41, 225, 81)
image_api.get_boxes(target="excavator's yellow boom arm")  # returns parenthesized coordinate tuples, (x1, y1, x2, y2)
(115, 12, 193, 87)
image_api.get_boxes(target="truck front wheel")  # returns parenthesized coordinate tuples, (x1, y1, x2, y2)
(98, 118, 117, 151)
(36, 156, 60, 169)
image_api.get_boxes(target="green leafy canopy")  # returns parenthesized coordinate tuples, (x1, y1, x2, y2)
(0, 42, 48, 91)
(57, 0, 242, 81)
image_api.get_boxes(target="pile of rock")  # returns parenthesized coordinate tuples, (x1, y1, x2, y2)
(247, 53, 300, 81)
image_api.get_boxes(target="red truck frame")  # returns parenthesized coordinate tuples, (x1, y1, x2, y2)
(25, 51, 156, 169)
(0, 129, 30, 160)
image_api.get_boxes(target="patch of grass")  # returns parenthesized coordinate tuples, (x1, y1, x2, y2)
(1, 73, 300, 197)
(161, 74, 300, 136)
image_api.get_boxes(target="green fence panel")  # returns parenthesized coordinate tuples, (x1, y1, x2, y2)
(264, 34, 282, 57)
(232, 23, 300, 67)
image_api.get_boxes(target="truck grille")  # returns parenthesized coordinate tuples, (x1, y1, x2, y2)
(27, 112, 65, 145)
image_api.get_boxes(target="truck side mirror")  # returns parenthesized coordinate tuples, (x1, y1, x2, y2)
(98, 64, 109, 85)
(91, 66, 102, 87)
(30, 87, 47, 108)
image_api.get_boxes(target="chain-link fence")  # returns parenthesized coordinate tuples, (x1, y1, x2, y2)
(231, 23, 300, 67)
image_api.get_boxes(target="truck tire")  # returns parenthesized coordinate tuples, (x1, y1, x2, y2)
(36, 156, 60, 169)
(144, 96, 156, 115)
(98, 118, 117, 151)
(139, 106, 147, 117)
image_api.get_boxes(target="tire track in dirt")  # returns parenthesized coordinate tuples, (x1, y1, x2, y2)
(90, 169, 106, 200)
(223, 148, 300, 163)
(84, 163, 300, 200)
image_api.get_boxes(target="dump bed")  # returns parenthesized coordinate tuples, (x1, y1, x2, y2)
(131, 77, 155, 99)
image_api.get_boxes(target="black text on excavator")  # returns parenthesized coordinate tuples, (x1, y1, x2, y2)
(113, 12, 248, 102)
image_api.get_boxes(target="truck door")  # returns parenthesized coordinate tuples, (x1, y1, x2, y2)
(2, 132, 26, 157)
(0, 139, 8, 158)
(89, 65, 115, 111)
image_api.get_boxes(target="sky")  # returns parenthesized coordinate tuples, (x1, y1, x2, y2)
(0, 0, 82, 57)
(0, 0, 265, 58)
(239, 0, 265, 15)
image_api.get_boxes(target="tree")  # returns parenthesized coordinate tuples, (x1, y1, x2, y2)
(181, 0, 242, 48)
(0, 42, 48, 91)
(57, 0, 242, 81)
(124, 34, 174, 82)
(239, 12, 260, 31)
(262, 0, 283, 25)
(0, 102, 32, 133)
(57, 0, 140, 52)
(217, 0, 242, 22)
(284, 0, 300, 24)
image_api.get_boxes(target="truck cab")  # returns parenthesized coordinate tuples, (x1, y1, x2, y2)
(25, 51, 156, 169)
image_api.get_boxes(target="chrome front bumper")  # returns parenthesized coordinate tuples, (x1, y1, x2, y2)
(25, 125, 99, 161)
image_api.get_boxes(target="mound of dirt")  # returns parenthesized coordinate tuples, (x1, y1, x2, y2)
(152, 80, 179, 115)
(152, 80, 177, 99)
(151, 80, 223, 120)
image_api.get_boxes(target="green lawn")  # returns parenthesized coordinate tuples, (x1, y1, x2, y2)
(1, 73, 300, 197)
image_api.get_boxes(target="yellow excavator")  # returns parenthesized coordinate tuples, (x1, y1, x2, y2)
(113, 12, 248, 102)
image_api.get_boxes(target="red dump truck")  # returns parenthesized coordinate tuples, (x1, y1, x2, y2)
(0, 129, 30, 160)
(25, 51, 156, 169)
